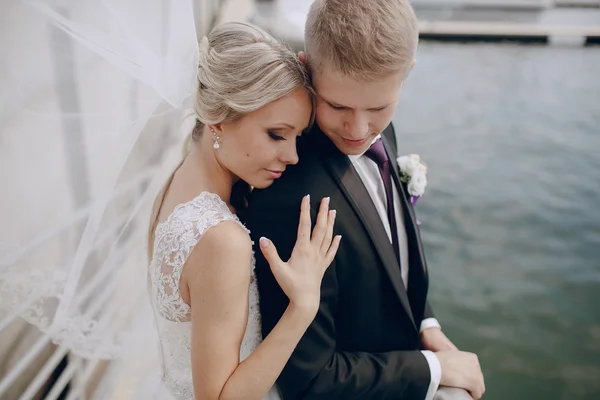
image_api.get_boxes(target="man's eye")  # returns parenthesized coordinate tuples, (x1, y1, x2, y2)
(330, 104, 345, 110)
(267, 131, 285, 141)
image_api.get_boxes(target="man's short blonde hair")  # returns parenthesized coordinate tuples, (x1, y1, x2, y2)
(305, 0, 419, 81)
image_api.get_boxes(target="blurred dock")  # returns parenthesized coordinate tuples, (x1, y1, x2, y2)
(412, 0, 600, 44)
(418, 20, 600, 44)
(249, 0, 600, 47)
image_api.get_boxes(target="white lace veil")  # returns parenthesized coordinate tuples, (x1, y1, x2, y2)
(0, 0, 202, 390)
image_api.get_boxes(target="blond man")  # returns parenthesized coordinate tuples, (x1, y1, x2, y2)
(246, 1, 485, 399)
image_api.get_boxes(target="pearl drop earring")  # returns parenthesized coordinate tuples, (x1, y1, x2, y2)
(211, 127, 220, 150)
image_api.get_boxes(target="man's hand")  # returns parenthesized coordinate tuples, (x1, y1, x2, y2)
(435, 350, 485, 399)
(421, 328, 457, 352)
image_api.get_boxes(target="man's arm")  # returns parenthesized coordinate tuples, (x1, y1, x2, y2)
(247, 192, 432, 400)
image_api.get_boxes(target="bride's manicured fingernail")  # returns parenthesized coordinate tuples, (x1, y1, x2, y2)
(259, 237, 270, 249)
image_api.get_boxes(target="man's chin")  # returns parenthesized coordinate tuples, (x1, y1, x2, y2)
(340, 146, 370, 156)
(325, 134, 373, 156)
(334, 141, 371, 156)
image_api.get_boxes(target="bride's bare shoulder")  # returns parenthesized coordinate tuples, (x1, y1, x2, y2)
(199, 219, 252, 254)
(183, 219, 253, 286)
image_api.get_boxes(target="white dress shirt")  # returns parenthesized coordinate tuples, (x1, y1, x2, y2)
(348, 135, 442, 400)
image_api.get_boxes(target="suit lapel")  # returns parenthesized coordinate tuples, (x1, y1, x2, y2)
(381, 134, 429, 281)
(315, 132, 416, 329)
(381, 135, 429, 326)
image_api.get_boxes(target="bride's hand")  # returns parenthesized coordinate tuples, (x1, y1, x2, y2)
(259, 195, 341, 316)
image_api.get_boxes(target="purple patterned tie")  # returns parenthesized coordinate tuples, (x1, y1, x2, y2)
(364, 139, 400, 262)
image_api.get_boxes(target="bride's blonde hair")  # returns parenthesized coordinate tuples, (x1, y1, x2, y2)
(182, 21, 314, 156)
(149, 22, 314, 258)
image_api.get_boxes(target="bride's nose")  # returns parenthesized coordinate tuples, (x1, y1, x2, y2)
(279, 140, 299, 165)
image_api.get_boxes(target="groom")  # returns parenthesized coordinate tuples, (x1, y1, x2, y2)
(245, 1, 484, 399)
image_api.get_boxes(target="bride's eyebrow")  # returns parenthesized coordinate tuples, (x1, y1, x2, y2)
(270, 123, 296, 131)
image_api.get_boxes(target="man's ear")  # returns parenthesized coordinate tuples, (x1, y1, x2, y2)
(298, 51, 307, 65)
(410, 58, 416, 72)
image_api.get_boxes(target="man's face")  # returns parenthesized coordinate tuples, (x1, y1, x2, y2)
(312, 64, 407, 155)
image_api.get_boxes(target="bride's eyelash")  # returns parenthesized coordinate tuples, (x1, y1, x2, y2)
(267, 130, 285, 141)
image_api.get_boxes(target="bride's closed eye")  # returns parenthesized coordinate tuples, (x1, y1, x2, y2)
(267, 130, 286, 141)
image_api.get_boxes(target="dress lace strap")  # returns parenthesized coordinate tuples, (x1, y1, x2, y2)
(149, 191, 250, 322)
(153, 192, 248, 277)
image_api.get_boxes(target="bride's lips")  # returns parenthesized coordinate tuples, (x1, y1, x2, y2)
(342, 137, 370, 148)
(265, 169, 284, 179)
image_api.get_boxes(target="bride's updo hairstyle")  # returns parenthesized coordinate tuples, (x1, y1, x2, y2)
(149, 23, 314, 258)
(182, 22, 315, 156)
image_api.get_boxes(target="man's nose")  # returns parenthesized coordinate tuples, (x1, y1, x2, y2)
(345, 112, 369, 139)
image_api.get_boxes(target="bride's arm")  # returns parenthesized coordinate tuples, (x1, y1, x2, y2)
(184, 220, 314, 400)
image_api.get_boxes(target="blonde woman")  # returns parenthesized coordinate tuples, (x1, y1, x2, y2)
(147, 22, 341, 400)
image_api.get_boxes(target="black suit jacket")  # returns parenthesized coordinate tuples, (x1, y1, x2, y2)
(244, 123, 435, 399)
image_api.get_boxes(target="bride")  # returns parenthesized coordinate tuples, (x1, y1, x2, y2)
(146, 22, 341, 400)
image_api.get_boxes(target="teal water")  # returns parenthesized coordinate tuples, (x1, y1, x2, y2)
(394, 42, 600, 399)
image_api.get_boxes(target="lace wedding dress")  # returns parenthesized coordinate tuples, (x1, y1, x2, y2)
(148, 191, 280, 400)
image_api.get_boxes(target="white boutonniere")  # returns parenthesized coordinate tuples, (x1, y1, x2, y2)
(396, 154, 427, 224)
